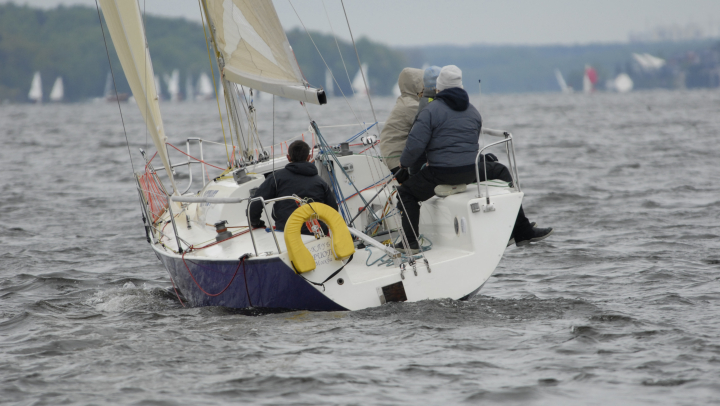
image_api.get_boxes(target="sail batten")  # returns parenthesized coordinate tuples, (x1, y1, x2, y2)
(204, 0, 324, 104)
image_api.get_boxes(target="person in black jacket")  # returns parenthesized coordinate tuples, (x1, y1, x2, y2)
(249, 140, 338, 233)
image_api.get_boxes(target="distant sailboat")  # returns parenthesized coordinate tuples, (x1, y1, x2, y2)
(163, 69, 180, 102)
(352, 63, 369, 97)
(185, 74, 195, 102)
(583, 65, 598, 93)
(324, 69, 334, 97)
(104, 71, 129, 102)
(196, 73, 214, 100)
(606, 73, 634, 93)
(28, 72, 42, 103)
(49, 77, 64, 102)
(554, 69, 573, 93)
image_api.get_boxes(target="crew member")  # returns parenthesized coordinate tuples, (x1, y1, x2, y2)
(395, 65, 553, 253)
(249, 140, 338, 234)
(379, 67, 423, 173)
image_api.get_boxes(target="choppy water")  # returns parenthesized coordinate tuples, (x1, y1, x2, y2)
(1, 90, 719, 405)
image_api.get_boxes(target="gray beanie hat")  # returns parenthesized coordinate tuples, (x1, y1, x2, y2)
(436, 65, 463, 92)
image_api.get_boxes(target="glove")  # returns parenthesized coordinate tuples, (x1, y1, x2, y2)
(251, 220, 266, 229)
(484, 153, 499, 162)
(394, 168, 409, 184)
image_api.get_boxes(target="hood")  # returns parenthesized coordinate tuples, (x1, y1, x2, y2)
(435, 87, 469, 111)
(397, 68, 423, 100)
(285, 161, 318, 176)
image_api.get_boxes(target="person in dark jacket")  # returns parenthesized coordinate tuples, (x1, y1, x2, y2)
(249, 140, 338, 233)
(395, 65, 552, 253)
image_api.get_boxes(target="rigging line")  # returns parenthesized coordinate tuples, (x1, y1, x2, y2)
(287, 0, 365, 129)
(94, 0, 136, 174)
(141, 0, 148, 152)
(321, 0, 357, 99)
(198, 0, 231, 166)
(272, 94, 277, 190)
(340, 0, 379, 127)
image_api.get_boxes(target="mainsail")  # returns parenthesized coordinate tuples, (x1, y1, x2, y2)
(99, 0, 177, 193)
(49, 77, 64, 102)
(203, 0, 325, 105)
(28, 72, 42, 103)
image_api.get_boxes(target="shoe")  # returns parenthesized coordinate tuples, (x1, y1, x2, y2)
(515, 226, 553, 247)
(507, 222, 536, 247)
(393, 240, 421, 255)
(434, 184, 467, 197)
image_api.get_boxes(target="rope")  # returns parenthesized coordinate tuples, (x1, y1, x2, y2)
(198, 0, 231, 165)
(166, 143, 226, 170)
(182, 251, 246, 297)
(287, 0, 366, 129)
(340, 0, 379, 127)
(94, 0, 135, 174)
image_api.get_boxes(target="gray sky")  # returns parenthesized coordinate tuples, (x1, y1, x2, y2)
(5, 0, 720, 46)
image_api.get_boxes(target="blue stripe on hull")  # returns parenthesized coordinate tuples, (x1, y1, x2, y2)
(157, 253, 347, 311)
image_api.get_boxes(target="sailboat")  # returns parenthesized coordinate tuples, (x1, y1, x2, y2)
(98, 0, 525, 311)
(185, 74, 195, 102)
(28, 72, 42, 103)
(196, 72, 214, 100)
(554, 69, 573, 94)
(352, 63, 369, 96)
(49, 76, 64, 102)
(583, 65, 598, 93)
(324, 69, 335, 97)
(104, 71, 129, 102)
(163, 69, 181, 102)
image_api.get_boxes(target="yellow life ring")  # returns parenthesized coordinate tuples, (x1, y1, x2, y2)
(284, 202, 355, 274)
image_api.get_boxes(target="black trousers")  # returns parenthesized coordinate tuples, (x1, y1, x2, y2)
(396, 161, 533, 243)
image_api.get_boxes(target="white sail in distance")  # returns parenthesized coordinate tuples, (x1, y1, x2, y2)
(98, 0, 177, 193)
(352, 64, 369, 97)
(185, 74, 195, 102)
(28, 72, 42, 103)
(554, 69, 572, 94)
(197, 73, 214, 100)
(163, 69, 180, 102)
(49, 77, 64, 102)
(202, 0, 325, 105)
(324, 69, 334, 96)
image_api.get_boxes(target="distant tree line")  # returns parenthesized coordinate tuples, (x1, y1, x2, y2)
(0, 4, 407, 103)
(1, 3, 716, 103)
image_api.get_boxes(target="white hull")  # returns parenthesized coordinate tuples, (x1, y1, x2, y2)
(147, 153, 522, 311)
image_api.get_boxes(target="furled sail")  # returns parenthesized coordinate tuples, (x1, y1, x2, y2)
(98, 0, 177, 193)
(203, 0, 326, 105)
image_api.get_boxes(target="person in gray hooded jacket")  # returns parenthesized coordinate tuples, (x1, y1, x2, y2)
(394, 65, 552, 253)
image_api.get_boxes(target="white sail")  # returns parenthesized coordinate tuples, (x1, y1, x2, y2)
(203, 0, 325, 105)
(554, 69, 572, 93)
(49, 77, 64, 102)
(352, 63, 369, 96)
(324, 69, 334, 96)
(197, 73, 214, 100)
(28, 72, 42, 103)
(163, 69, 180, 102)
(98, 0, 177, 193)
(391, 83, 400, 98)
(614, 73, 634, 93)
(185, 74, 195, 102)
